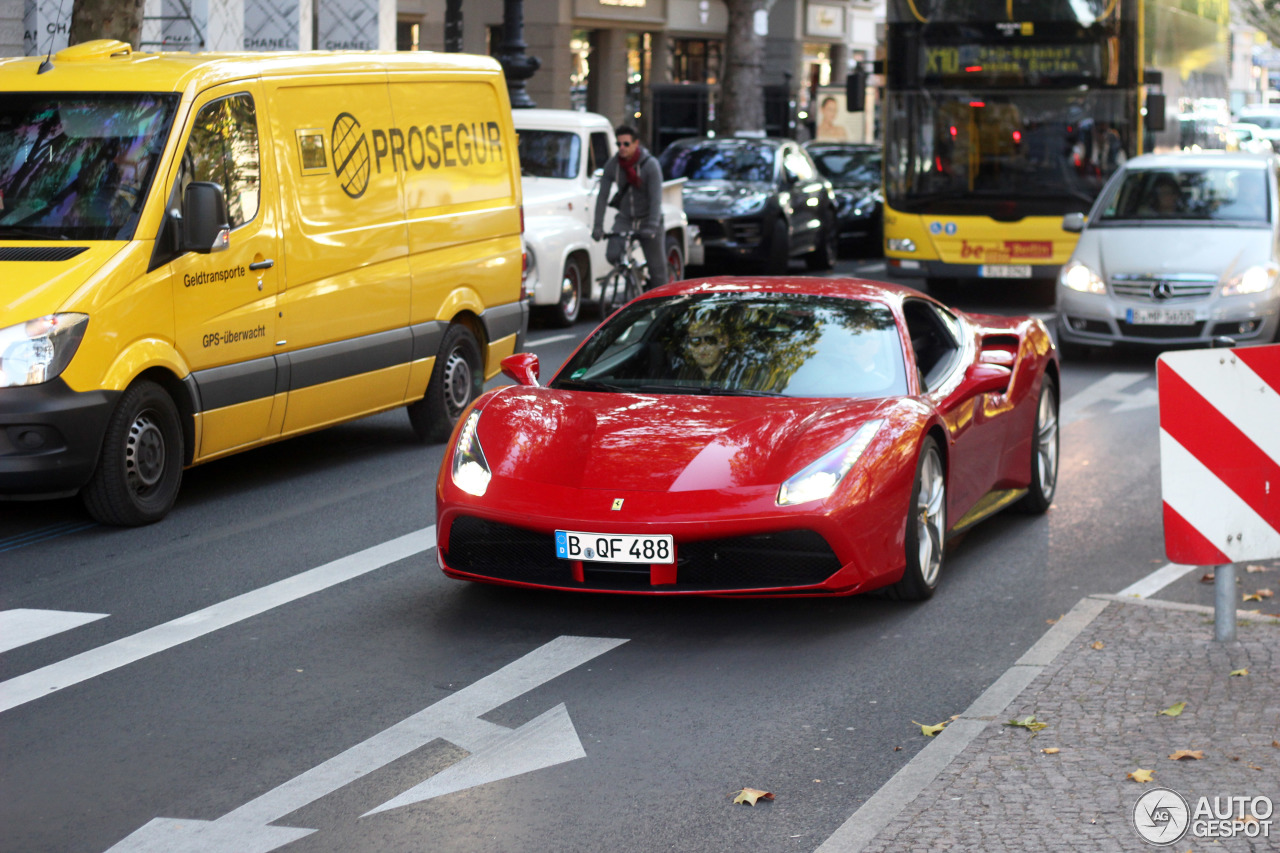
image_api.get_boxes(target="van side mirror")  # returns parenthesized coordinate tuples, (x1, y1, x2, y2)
(1062, 212, 1086, 233)
(182, 181, 231, 253)
(501, 352, 540, 386)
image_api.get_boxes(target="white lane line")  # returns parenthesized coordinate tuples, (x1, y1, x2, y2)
(0, 527, 435, 715)
(0, 609, 109, 654)
(1060, 371, 1152, 426)
(1115, 561, 1200, 599)
(526, 332, 580, 346)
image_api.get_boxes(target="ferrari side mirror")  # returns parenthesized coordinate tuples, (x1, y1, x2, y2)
(959, 362, 1011, 398)
(501, 352, 541, 386)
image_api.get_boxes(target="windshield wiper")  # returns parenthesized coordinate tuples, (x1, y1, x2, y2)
(0, 227, 63, 240)
(553, 378, 625, 392)
(634, 383, 785, 397)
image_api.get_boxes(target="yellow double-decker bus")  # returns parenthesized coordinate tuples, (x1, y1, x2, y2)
(881, 0, 1229, 289)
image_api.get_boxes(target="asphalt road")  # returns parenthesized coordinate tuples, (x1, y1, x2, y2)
(2, 254, 1272, 853)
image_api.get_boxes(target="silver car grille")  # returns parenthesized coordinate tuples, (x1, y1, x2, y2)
(1109, 273, 1218, 302)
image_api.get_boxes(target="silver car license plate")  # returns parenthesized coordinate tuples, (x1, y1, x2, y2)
(1126, 307, 1196, 325)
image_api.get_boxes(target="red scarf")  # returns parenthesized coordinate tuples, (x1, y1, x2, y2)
(618, 146, 642, 188)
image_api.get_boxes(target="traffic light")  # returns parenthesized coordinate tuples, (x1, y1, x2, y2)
(846, 66, 867, 113)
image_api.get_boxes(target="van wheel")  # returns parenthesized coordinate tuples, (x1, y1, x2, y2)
(409, 324, 484, 444)
(551, 257, 582, 327)
(82, 380, 184, 526)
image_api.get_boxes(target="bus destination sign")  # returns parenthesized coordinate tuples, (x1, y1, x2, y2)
(923, 43, 1106, 83)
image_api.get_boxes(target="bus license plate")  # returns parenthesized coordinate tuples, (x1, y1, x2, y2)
(979, 264, 1032, 278)
(1126, 308, 1196, 325)
(556, 530, 674, 564)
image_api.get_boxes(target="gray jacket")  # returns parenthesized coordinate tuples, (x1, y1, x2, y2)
(593, 148, 664, 234)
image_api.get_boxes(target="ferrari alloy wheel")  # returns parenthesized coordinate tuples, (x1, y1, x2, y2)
(888, 436, 946, 601)
(409, 324, 484, 444)
(82, 380, 184, 526)
(552, 257, 582, 327)
(1017, 374, 1059, 514)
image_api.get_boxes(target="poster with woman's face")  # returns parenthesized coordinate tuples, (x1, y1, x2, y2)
(814, 91, 862, 142)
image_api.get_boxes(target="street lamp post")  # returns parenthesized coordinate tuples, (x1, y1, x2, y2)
(497, 0, 541, 108)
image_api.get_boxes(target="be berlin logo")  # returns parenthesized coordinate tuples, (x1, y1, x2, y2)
(1132, 788, 1273, 845)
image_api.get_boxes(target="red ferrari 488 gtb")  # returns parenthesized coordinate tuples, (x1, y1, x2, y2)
(435, 277, 1059, 600)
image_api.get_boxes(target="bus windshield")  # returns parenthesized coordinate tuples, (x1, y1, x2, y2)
(884, 89, 1131, 217)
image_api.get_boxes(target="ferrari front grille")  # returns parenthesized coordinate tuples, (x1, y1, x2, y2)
(444, 516, 842, 591)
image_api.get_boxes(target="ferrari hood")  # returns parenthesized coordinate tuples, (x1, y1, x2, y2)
(0, 243, 125, 320)
(474, 388, 888, 492)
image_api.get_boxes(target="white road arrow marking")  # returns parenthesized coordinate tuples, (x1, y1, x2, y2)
(0, 609, 108, 654)
(105, 635, 627, 853)
(1060, 371, 1154, 425)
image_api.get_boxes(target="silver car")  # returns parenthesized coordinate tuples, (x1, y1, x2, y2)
(1056, 151, 1280, 354)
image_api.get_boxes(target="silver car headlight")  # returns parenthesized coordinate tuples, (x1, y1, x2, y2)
(1221, 263, 1278, 297)
(451, 410, 491, 497)
(0, 313, 89, 388)
(777, 419, 883, 506)
(1059, 261, 1106, 295)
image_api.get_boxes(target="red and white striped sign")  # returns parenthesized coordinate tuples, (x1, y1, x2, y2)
(1158, 344, 1280, 565)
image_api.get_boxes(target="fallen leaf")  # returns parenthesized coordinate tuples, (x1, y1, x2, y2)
(1158, 702, 1187, 717)
(1200, 572, 1216, 583)
(1046, 617, 1058, 624)
(1238, 814, 1261, 825)
(1091, 641, 1105, 650)
(1248, 765, 1263, 771)
(1128, 768, 1155, 783)
(912, 720, 948, 737)
(1041, 747, 1060, 754)
(1004, 715, 1049, 734)
(731, 788, 774, 806)
(1230, 668, 1249, 677)
(1245, 565, 1269, 573)
(893, 746, 902, 751)
(1169, 750, 1204, 761)
(1243, 593, 1263, 602)
(1258, 589, 1274, 598)
(1273, 741, 1279, 749)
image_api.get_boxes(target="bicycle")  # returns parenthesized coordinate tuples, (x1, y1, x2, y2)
(596, 230, 647, 320)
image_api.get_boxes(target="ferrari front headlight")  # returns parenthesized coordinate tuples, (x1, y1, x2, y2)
(1221, 263, 1279, 297)
(1059, 261, 1106, 295)
(451, 410, 491, 497)
(777, 419, 884, 506)
(0, 313, 89, 388)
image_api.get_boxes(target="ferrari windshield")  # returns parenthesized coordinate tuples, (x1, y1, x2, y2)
(1094, 166, 1271, 224)
(0, 93, 179, 241)
(552, 292, 908, 398)
(659, 141, 776, 183)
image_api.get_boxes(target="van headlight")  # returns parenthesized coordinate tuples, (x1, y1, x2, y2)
(451, 410, 492, 497)
(0, 314, 89, 388)
(1221, 263, 1278, 297)
(1059, 261, 1106, 295)
(777, 420, 883, 506)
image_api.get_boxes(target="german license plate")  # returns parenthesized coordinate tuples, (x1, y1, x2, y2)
(1126, 307, 1196, 325)
(979, 264, 1032, 278)
(555, 530, 674, 564)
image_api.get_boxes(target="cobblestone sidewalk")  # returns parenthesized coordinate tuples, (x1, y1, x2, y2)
(824, 596, 1280, 852)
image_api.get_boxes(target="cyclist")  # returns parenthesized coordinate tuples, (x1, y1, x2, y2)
(592, 124, 666, 289)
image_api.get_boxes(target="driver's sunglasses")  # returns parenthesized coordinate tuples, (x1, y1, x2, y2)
(618, 139, 636, 148)
(688, 335, 722, 347)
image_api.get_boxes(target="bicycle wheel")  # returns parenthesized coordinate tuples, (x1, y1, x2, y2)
(622, 268, 642, 304)
(600, 269, 635, 319)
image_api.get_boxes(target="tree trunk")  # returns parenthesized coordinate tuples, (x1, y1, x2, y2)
(69, 0, 145, 49)
(720, 0, 767, 135)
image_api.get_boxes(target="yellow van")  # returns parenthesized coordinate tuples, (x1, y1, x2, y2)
(0, 41, 526, 525)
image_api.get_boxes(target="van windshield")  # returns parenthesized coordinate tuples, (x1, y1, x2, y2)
(0, 93, 179, 241)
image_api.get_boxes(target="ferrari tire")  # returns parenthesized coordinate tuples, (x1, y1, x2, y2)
(550, 256, 582, 327)
(81, 379, 184, 526)
(664, 234, 684, 284)
(408, 324, 484, 444)
(1015, 374, 1059, 514)
(887, 436, 946, 601)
